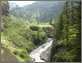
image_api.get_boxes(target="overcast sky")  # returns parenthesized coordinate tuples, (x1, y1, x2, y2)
(8, 1, 35, 7)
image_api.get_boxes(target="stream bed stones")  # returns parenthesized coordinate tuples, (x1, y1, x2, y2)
(40, 46, 52, 62)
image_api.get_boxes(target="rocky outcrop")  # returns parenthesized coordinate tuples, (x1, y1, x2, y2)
(30, 26, 39, 31)
(40, 46, 52, 62)
(1, 1, 9, 16)
(1, 1, 9, 32)
(1, 20, 7, 32)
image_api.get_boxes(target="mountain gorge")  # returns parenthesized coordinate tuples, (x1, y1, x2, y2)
(10, 1, 65, 22)
(1, 1, 81, 62)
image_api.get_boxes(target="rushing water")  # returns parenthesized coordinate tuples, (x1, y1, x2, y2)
(29, 38, 53, 62)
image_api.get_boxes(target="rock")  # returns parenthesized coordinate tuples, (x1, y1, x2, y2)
(1, 1, 9, 32)
(40, 46, 52, 62)
(32, 58, 35, 62)
(30, 26, 39, 31)
(1, 1, 10, 16)
(41, 44, 46, 48)
(1, 20, 7, 32)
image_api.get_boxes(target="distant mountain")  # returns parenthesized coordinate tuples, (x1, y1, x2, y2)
(9, 2, 19, 10)
(9, 1, 65, 22)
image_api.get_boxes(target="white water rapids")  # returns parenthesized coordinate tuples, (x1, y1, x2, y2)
(29, 38, 53, 62)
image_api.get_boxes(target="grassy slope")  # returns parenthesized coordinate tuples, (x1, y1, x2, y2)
(1, 15, 52, 62)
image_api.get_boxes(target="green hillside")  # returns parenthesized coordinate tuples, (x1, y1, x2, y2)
(1, 1, 81, 62)
(9, 1, 64, 22)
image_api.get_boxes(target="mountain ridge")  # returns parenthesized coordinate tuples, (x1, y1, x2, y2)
(9, 1, 65, 22)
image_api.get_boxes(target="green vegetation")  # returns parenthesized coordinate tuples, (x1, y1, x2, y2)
(10, 1, 64, 22)
(1, 2, 52, 62)
(1, 1, 81, 62)
(1, 49, 4, 55)
(1, 1, 9, 16)
(1, 15, 50, 62)
(50, 1, 81, 62)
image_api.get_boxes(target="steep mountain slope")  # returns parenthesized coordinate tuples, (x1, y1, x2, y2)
(1, 1, 53, 62)
(9, 1, 65, 22)
(1, 1, 81, 62)
(50, 1, 81, 62)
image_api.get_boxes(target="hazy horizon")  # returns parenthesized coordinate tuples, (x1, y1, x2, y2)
(8, 1, 35, 7)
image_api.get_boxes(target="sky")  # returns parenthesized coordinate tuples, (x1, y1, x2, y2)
(8, 1, 35, 7)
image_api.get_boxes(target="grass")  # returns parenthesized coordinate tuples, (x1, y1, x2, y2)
(1, 16, 34, 62)
(1, 49, 4, 55)
(1, 15, 52, 62)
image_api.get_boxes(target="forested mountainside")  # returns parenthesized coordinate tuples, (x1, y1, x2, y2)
(9, 1, 65, 22)
(1, 1, 81, 62)
(50, 1, 81, 62)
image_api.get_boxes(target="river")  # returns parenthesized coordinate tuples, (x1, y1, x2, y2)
(29, 38, 53, 62)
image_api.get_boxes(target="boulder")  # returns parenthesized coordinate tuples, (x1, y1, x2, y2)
(30, 26, 39, 31)
(32, 58, 35, 62)
(40, 46, 52, 62)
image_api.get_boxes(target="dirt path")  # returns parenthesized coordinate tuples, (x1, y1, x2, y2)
(1, 47, 19, 62)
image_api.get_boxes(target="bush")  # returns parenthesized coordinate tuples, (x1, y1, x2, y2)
(24, 58, 31, 62)
(19, 51, 27, 58)
(13, 50, 19, 55)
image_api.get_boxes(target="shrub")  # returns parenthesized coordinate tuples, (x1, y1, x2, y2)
(19, 51, 27, 58)
(13, 50, 19, 55)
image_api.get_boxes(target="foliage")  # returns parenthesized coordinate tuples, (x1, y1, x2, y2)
(1, 15, 49, 62)
(1, 49, 4, 55)
(10, 1, 64, 22)
(51, 1, 81, 62)
(1, 1, 81, 62)
(1, 1, 9, 16)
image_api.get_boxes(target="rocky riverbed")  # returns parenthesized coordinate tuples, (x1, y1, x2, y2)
(29, 38, 53, 62)
(40, 46, 52, 62)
